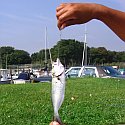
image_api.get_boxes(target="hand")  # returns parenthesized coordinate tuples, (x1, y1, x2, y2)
(56, 3, 96, 30)
(49, 121, 60, 125)
(56, 3, 125, 41)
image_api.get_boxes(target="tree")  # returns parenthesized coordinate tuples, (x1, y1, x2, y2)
(31, 52, 39, 63)
(51, 39, 84, 67)
(31, 49, 50, 65)
(89, 47, 108, 65)
(30, 39, 125, 67)
(0, 46, 15, 68)
(9, 50, 31, 65)
(0, 46, 14, 55)
(0, 46, 32, 68)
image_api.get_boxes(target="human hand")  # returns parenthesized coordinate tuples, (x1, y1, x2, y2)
(56, 3, 97, 30)
(49, 121, 60, 125)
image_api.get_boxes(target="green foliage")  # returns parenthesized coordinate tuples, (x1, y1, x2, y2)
(31, 39, 85, 67)
(31, 49, 50, 65)
(51, 39, 84, 67)
(31, 52, 39, 63)
(0, 46, 31, 68)
(8, 50, 31, 65)
(89, 47, 108, 64)
(30, 39, 125, 67)
(0, 46, 15, 68)
(0, 46, 14, 55)
(1, 78, 125, 125)
(1, 40, 125, 67)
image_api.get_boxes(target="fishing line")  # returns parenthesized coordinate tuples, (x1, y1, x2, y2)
(48, 0, 63, 64)
(58, 0, 63, 58)
(58, 30, 62, 58)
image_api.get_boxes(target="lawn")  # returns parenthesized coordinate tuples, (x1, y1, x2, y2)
(0, 78, 125, 125)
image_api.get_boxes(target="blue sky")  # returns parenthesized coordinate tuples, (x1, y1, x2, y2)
(0, 0, 125, 54)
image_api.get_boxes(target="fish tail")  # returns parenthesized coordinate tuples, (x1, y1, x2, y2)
(53, 115, 63, 125)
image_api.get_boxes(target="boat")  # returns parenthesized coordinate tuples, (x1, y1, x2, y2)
(13, 72, 31, 84)
(33, 27, 52, 83)
(0, 69, 11, 84)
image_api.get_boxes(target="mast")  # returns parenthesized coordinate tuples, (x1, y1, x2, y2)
(82, 24, 87, 66)
(0, 47, 2, 69)
(6, 54, 8, 69)
(85, 24, 87, 65)
(45, 26, 47, 65)
(44, 26, 48, 76)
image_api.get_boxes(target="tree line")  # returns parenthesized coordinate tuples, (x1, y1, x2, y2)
(0, 39, 125, 68)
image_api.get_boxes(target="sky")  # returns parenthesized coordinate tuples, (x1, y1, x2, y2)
(0, 0, 125, 54)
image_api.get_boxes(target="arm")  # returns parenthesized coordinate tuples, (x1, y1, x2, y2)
(56, 3, 125, 41)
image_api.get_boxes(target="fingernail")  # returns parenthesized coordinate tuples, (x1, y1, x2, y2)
(60, 25, 65, 30)
(60, 26, 64, 30)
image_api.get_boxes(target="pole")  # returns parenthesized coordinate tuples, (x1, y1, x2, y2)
(82, 42, 85, 66)
(45, 26, 47, 65)
(0, 47, 2, 69)
(84, 24, 87, 65)
(82, 24, 87, 66)
(6, 54, 8, 69)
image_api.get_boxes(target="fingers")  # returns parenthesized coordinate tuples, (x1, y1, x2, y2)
(56, 3, 70, 21)
(58, 19, 81, 30)
(56, 3, 77, 30)
(56, 3, 93, 30)
(49, 121, 60, 125)
(56, 8, 67, 20)
(57, 10, 78, 30)
(56, 5, 64, 12)
(56, 3, 66, 12)
(57, 8, 77, 28)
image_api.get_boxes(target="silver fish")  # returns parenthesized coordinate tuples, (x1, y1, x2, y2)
(51, 58, 66, 125)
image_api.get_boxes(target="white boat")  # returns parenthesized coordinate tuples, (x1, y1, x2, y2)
(0, 69, 11, 84)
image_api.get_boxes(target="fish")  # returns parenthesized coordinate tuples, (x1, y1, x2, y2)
(51, 58, 66, 125)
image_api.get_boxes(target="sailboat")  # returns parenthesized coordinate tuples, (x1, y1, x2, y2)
(43, 26, 49, 76)
(0, 50, 11, 84)
(81, 24, 88, 66)
(33, 27, 52, 83)
(0, 69, 11, 84)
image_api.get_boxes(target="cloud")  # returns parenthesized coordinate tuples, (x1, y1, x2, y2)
(35, 15, 54, 22)
(0, 12, 22, 20)
(0, 12, 53, 24)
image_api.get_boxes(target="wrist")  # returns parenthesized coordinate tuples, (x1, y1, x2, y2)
(93, 4, 109, 21)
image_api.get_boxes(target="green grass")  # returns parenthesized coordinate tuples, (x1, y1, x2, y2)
(0, 78, 125, 125)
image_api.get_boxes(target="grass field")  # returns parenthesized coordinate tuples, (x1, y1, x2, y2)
(0, 78, 125, 125)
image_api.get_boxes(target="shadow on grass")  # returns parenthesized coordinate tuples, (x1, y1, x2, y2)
(115, 122, 125, 125)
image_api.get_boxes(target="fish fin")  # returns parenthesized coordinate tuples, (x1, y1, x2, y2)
(53, 116, 64, 125)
